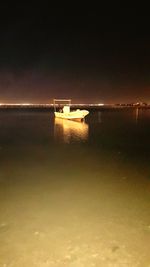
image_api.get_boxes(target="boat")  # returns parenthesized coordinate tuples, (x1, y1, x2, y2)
(53, 99, 89, 121)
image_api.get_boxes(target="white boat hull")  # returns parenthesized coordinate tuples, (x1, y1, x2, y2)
(54, 109, 89, 121)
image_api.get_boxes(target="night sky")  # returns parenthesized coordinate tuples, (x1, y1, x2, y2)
(0, 4, 150, 104)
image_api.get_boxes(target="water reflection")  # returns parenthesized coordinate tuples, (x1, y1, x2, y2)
(54, 118, 89, 143)
(135, 108, 139, 123)
(98, 111, 102, 123)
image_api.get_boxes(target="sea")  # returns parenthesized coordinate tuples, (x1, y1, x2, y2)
(0, 108, 150, 267)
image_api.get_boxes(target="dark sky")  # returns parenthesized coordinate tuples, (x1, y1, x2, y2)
(0, 4, 150, 103)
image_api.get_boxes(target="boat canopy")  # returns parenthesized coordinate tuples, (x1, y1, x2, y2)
(53, 99, 71, 112)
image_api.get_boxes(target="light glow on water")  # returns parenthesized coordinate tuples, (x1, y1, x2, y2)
(54, 118, 89, 143)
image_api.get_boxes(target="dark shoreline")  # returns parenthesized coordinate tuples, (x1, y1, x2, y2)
(0, 104, 150, 111)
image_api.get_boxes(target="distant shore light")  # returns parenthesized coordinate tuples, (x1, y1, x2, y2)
(21, 103, 31, 106)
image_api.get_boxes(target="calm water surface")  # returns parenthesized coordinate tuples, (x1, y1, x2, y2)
(0, 109, 150, 267)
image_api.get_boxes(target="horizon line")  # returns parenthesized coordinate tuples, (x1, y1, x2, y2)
(0, 102, 149, 107)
